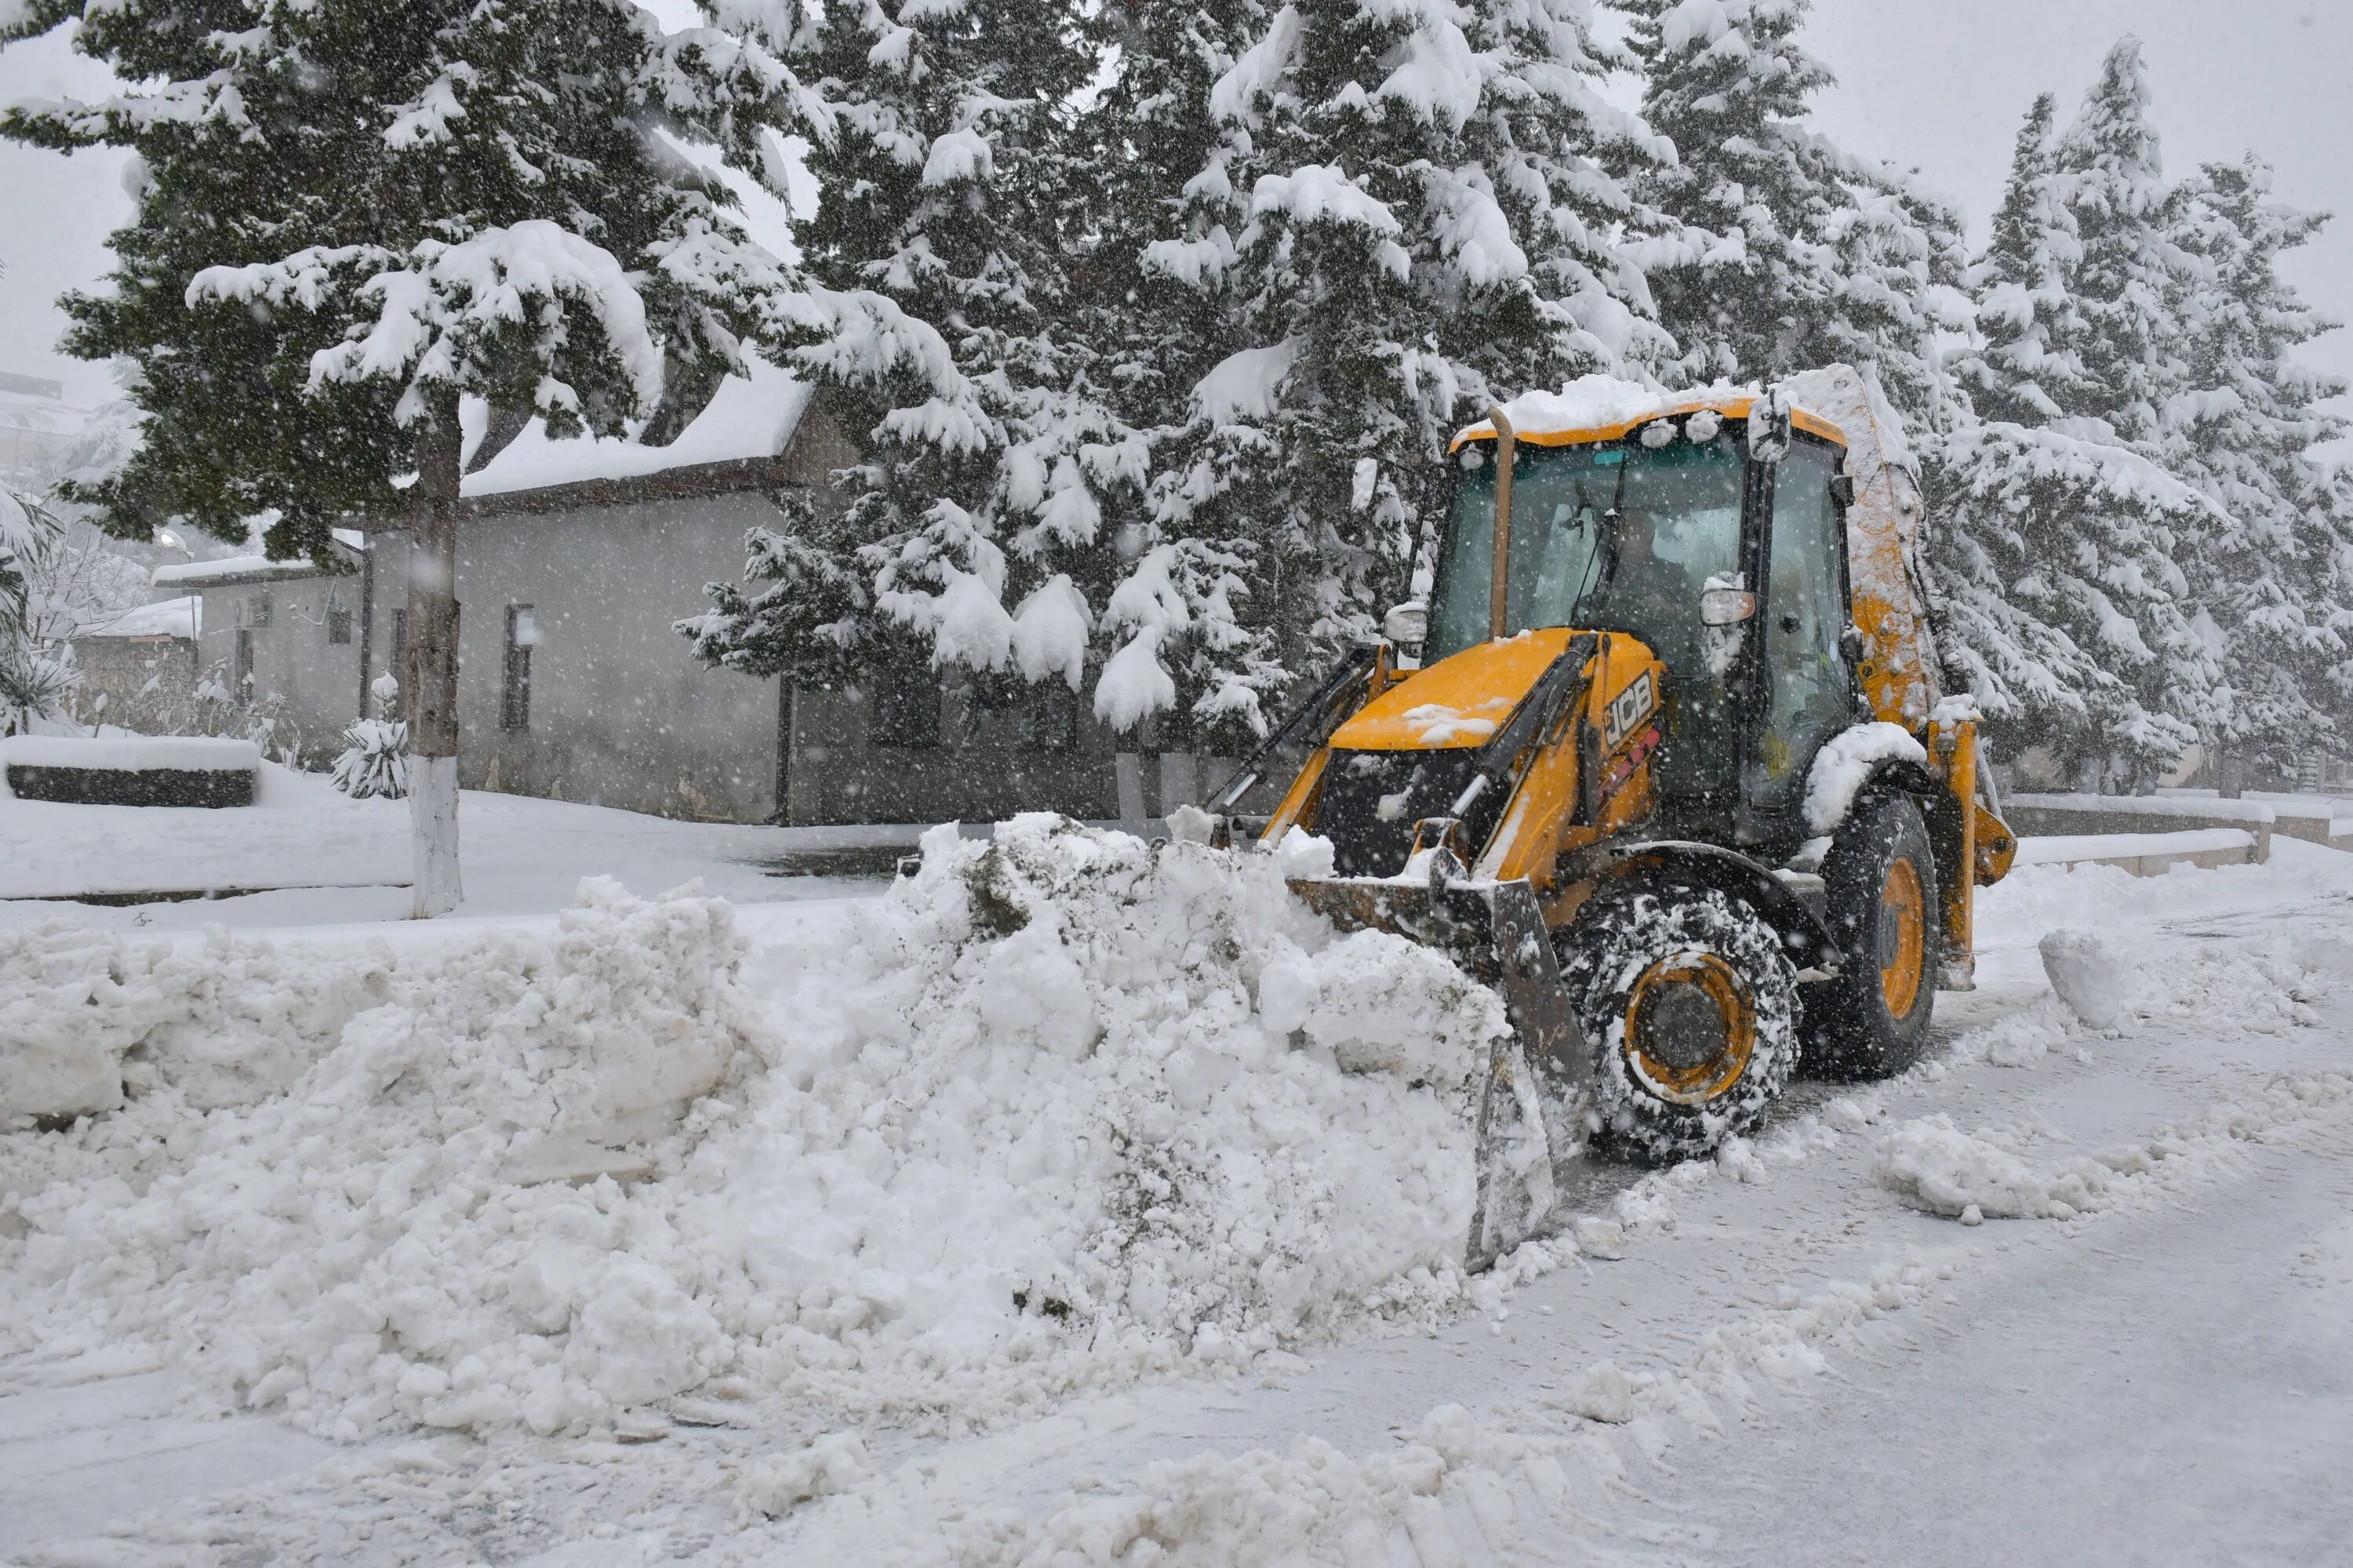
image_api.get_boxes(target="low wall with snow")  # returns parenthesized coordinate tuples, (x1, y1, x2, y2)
(0, 735, 260, 809)
(2004, 792, 2273, 861)
(2015, 828, 2261, 875)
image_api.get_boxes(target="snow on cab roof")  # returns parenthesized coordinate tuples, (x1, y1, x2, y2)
(460, 358, 813, 500)
(1448, 373, 1846, 451)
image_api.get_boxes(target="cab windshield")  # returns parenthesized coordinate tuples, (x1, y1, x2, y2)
(1425, 431, 1747, 668)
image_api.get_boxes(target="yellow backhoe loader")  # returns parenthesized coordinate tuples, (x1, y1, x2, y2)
(1198, 366, 2017, 1268)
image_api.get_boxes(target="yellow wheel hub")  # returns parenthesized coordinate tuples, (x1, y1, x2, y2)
(1878, 854, 1927, 1019)
(1623, 953, 1756, 1105)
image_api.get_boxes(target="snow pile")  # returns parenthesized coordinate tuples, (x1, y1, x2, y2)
(1872, 1116, 2122, 1221)
(2039, 927, 2134, 1028)
(2, 820, 1511, 1439)
(711, 817, 1509, 1417)
(0, 919, 395, 1122)
(1801, 721, 1926, 833)
(1, 881, 767, 1435)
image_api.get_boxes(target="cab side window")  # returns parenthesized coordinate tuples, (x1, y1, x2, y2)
(1761, 444, 1851, 793)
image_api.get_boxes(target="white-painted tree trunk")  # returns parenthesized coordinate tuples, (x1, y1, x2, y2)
(409, 755, 461, 916)
(404, 395, 465, 919)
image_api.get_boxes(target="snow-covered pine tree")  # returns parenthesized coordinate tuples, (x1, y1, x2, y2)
(1926, 42, 2220, 788)
(684, 0, 1140, 741)
(2160, 155, 2353, 778)
(1959, 93, 2093, 427)
(3, 0, 811, 910)
(1074, 0, 1286, 747)
(1616, 0, 1962, 427)
(1108, 0, 1675, 746)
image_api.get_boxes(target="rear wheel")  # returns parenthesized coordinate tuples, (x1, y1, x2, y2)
(1555, 882, 1800, 1162)
(1807, 792, 1940, 1079)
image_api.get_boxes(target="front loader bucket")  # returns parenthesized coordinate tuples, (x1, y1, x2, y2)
(1289, 875, 1597, 1271)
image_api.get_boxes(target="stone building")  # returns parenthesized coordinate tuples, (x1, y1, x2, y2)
(144, 367, 1176, 824)
(66, 595, 200, 729)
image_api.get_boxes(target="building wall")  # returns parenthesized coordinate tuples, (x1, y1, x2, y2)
(786, 682, 1122, 825)
(193, 566, 379, 766)
(453, 493, 781, 822)
(67, 634, 198, 729)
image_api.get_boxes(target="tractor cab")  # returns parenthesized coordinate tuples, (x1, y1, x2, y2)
(1420, 395, 1858, 853)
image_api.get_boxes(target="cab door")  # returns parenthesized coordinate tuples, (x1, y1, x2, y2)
(1747, 440, 1856, 824)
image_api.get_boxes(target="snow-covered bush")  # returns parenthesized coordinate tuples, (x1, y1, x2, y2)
(0, 489, 80, 735)
(332, 672, 407, 799)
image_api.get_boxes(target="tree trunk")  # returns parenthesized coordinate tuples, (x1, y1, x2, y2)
(407, 395, 465, 916)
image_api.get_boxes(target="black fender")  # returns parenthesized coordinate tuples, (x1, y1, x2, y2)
(1580, 839, 1839, 973)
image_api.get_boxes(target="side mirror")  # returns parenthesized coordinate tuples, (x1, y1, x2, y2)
(1839, 624, 1866, 663)
(1750, 386, 1793, 465)
(1700, 584, 1758, 627)
(1829, 473, 1857, 508)
(1383, 600, 1428, 646)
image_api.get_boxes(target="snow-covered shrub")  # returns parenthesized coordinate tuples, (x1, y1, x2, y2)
(0, 489, 78, 735)
(332, 672, 406, 798)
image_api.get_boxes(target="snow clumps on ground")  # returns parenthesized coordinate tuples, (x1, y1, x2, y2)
(2038, 927, 2134, 1028)
(1871, 1116, 2126, 1221)
(1, 817, 1514, 1440)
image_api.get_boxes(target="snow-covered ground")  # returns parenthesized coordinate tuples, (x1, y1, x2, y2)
(0, 766, 911, 931)
(4, 809, 2352, 1564)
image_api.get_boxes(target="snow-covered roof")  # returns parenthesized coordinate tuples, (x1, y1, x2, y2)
(151, 554, 343, 589)
(460, 360, 813, 500)
(1449, 373, 1846, 450)
(81, 595, 198, 640)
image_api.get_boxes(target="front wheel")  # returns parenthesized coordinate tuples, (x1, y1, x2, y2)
(1555, 882, 1801, 1162)
(1806, 792, 1940, 1079)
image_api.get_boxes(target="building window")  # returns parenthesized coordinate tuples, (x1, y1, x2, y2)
(502, 604, 535, 732)
(234, 628, 254, 692)
(967, 677, 1078, 752)
(1020, 685, 1080, 752)
(388, 607, 407, 675)
(326, 600, 352, 645)
(872, 666, 941, 749)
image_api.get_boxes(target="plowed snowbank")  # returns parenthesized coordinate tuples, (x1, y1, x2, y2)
(1, 818, 1509, 1438)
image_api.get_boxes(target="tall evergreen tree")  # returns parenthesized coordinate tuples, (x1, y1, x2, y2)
(1616, 0, 1962, 427)
(2160, 155, 2353, 775)
(683, 0, 1139, 729)
(1927, 40, 2219, 786)
(1960, 92, 2093, 427)
(1078, 0, 1287, 743)
(2, 0, 812, 909)
(1103, 0, 1676, 744)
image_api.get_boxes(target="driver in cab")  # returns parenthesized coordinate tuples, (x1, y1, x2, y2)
(1598, 506, 1701, 671)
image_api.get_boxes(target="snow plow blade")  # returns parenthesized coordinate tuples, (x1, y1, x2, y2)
(1288, 873, 1596, 1271)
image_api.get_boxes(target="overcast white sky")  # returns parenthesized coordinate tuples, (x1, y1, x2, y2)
(1, 0, 2345, 428)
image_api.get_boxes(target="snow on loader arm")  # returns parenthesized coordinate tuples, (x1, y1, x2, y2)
(1194, 373, 2016, 1272)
